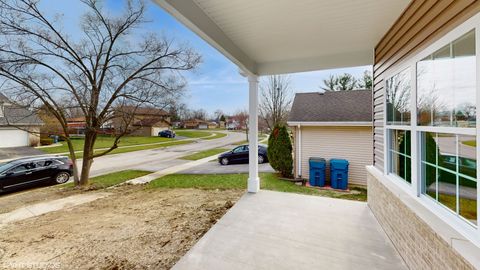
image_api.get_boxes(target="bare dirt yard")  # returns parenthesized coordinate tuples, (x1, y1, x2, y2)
(0, 185, 243, 270)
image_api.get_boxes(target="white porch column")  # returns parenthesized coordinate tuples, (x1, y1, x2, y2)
(248, 74, 260, 193)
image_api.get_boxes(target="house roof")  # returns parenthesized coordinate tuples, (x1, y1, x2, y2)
(288, 90, 372, 123)
(0, 93, 9, 103)
(119, 106, 170, 116)
(133, 118, 171, 127)
(0, 105, 43, 126)
(67, 117, 86, 123)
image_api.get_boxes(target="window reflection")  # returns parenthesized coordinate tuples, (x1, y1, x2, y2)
(417, 30, 476, 127)
(386, 69, 411, 125)
(389, 130, 411, 183)
(421, 132, 477, 225)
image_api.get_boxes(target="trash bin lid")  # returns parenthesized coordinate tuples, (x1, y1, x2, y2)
(330, 159, 349, 169)
(309, 157, 325, 162)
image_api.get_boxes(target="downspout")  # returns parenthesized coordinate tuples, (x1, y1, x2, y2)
(297, 124, 302, 178)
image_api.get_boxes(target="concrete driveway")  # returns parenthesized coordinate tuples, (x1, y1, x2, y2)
(178, 162, 275, 174)
(0, 147, 45, 161)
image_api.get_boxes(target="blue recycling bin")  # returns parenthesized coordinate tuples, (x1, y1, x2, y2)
(309, 157, 326, 187)
(330, 159, 349, 190)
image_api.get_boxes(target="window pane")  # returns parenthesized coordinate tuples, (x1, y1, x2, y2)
(458, 135, 476, 179)
(422, 132, 438, 164)
(417, 30, 476, 127)
(386, 69, 411, 125)
(423, 163, 437, 199)
(389, 130, 411, 183)
(459, 176, 477, 225)
(438, 168, 457, 213)
(437, 133, 456, 173)
(391, 130, 410, 155)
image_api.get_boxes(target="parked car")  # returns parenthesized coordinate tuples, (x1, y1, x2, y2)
(0, 156, 73, 193)
(218, 145, 268, 165)
(158, 130, 176, 138)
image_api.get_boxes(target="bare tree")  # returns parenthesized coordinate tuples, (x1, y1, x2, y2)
(259, 75, 293, 130)
(213, 109, 224, 121)
(0, 0, 201, 186)
(190, 109, 207, 120)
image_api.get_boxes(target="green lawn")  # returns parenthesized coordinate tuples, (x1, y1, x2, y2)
(175, 130, 213, 138)
(462, 140, 476, 147)
(148, 173, 367, 201)
(180, 148, 229, 160)
(41, 136, 176, 154)
(63, 170, 151, 189)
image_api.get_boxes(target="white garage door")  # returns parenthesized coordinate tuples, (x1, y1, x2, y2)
(0, 129, 29, 148)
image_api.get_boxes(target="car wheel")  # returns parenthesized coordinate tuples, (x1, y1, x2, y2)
(221, 157, 229, 165)
(55, 172, 70, 184)
(258, 155, 265, 164)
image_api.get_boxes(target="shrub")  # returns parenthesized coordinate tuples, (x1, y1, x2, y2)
(40, 137, 54, 146)
(267, 124, 293, 178)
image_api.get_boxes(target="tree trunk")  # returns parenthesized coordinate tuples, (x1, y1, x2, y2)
(65, 138, 80, 185)
(79, 130, 96, 186)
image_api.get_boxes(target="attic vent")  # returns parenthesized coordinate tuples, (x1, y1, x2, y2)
(318, 91, 325, 95)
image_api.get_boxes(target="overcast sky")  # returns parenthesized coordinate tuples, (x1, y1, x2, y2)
(41, 0, 371, 115)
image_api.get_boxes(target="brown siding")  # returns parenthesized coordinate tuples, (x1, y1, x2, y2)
(373, 0, 480, 170)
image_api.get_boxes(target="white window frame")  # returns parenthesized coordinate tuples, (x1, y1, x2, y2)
(383, 13, 480, 246)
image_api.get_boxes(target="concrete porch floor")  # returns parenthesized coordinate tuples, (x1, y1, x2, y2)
(173, 190, 407, 270)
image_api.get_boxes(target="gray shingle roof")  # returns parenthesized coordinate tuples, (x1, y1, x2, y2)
(0, 94, 43, 126)
(288, 90, 372, 122)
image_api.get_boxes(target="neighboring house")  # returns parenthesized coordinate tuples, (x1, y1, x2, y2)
(113, 106, 172, 136)
(131, 118, 171, 136)
(183, 119, 208, 129)
(207, 121, 218, 129)
(66, 117, 86, 135)
(226, 116, 247, 130)
(288, 90, 372, 186)
(0, 93, 43, 148)
(226, 120, 239, 130)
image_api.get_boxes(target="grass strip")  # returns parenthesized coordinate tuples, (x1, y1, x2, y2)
(148, 173, 367, 201)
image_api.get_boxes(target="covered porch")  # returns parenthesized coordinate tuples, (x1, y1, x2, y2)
(153, 0, 410, 192)
(152, 0, 412, 269)
(173, 190, 406, 269)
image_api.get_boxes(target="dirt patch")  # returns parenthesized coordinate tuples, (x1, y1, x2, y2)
(0, 184, 84, 214)
(0, 186, 243, 269)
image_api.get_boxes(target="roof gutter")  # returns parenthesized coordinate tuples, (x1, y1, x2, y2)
(287, 121, 372, 127)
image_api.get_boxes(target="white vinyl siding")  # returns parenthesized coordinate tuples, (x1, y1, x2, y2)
(298, 126, 373, 186)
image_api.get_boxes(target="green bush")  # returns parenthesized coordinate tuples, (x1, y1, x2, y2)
(267, 124, 293, 178)
(40, 137, 54, 146)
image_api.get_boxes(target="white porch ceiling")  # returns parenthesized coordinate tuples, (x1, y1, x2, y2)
(154, 0, 411, 75)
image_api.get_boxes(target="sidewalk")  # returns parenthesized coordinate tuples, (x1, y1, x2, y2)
(0, 192, 110, 227)
(127, 153, 223, 184)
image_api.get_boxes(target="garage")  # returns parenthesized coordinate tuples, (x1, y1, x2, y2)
(0, 128, 29, 148)
(288, 90, 373, 186)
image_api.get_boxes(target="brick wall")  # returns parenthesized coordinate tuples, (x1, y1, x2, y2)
(367, 170, 475, 270)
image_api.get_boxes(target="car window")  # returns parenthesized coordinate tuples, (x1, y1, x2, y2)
(8, 163, 32, 173)
(232, 146, 245, 153)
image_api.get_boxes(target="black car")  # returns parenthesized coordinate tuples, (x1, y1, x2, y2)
(218, 145, 268, 165)
(158, 130, 176, 138)
(0, 156, 73, 192)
